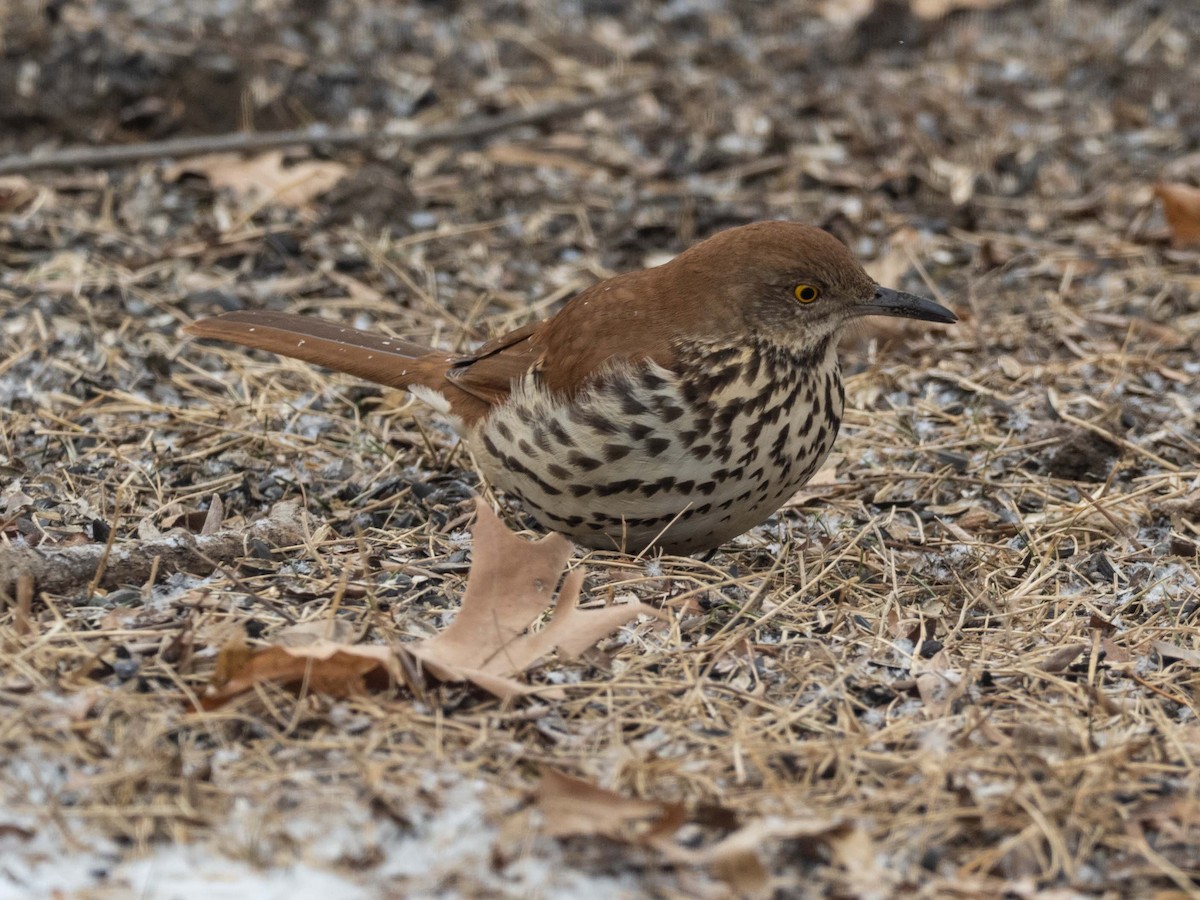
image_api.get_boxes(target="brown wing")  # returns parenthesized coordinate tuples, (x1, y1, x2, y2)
(513, 271, 683, 396)
(441, 272, 685, 405)
(444, 320, 543, 404)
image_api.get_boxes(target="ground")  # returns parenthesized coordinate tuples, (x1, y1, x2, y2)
(1, 0, 1199, 897)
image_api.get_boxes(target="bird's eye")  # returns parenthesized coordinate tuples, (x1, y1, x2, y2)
(794, 284, 820, 304)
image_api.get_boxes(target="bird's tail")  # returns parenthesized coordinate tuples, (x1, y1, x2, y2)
(184, 310, 449, 390)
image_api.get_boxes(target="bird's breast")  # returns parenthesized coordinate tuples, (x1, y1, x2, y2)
(469, 340, 844, 554)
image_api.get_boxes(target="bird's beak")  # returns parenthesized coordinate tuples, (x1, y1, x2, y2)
(857, 287, 957, 324)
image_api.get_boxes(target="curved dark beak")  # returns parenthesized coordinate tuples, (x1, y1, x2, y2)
(858, 287, 957, 324)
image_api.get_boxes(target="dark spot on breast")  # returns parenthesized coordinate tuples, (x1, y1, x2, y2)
(645, 437, 671, 457)
(741, 353, 761, 386)
(548, 419, 575, 448)
(518, 438, 537, 457)
(640, 370, 668, 390)
(620, 392, 649, 416)
(658, 404, 684, 423)
(548, 463, 570, 480)
(580, 409, 620, 435)
(568, 452, 603, 471)
(738, 446, 760, 465)
(596, 478, 642, 497)
(690, 444, 712, 460)
(629, 422, 653, 441)
(641, 476, 676, 497)
(604, 442, 633, 462)
(498, 452, 562, 496)
(495, 421, 513, 442)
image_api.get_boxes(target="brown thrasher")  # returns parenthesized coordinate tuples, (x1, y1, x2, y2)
(186, 221, 955, 554)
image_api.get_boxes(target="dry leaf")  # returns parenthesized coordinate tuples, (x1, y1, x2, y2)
(409, 499, 664, 699)
(165, 151, 348, 208)
(0, 175, 38, 212)
(1153, 641, 1200, 667)
(534, 768, 684, 841)
(275, 618, 360, 647)
(1038, 643, 1087, 673)
(819, 0, 874, 27)
(201, 638, 401, 709)
(914, 648, 962, 715)
(911, 0, 1010, 19)
(532, 769, 845, 894)
(863, 227, 918, 288)
(1154, 182, 1200, 249)
(200, 493, 224, 535)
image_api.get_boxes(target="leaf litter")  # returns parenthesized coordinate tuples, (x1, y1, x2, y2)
(1, 0, 1200, 896)
(201, 500, 662, 708)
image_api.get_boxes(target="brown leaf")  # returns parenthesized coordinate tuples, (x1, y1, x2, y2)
(1153, 640, 1200, 667)
(1155, 182, 1200, 249)
(532, 769, 846, 894)
(0, 175, 38, 212)
(165, 151, 348, 208)
(201, 638, 400, 709)
(200, 493, 224, 535)
(1038, 643, 1087, 673)
(409, 500, 663, 699)
(914, 648, 962, 715)
(534, 768, 684, 841)
(911, 0, 1011, 19)
(212, 630, 253, 688)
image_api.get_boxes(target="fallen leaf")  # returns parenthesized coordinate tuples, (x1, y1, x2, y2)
(1153, 641, 1200, 667)
(409, 499, 664, 699)
(200, 493, 224, 535)
(914, 648, 963, 715)
(911, 0, 1010, 19)
(829, 824, 886, 895)
(0, 175, 38, 212)
(275, 617, 360, 647)
(1154, 182, 1200, 248)
(201, 636, 402, 709)
(532, 769, 845, 894)
(863, 227, 919, 288)
(165, 151, 348, 208)
(534, 768, 685, 841)
(819, 0, 874, 27)
(1038, 643, 1087, 673)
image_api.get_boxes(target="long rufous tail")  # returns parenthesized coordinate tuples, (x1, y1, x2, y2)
(184, 310, 451, 391)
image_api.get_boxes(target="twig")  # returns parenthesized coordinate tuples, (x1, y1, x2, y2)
(0, 86, 650, 176)
(0, 500, 309, 597)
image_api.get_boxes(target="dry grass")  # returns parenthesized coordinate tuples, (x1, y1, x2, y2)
(2, 0, 1199, 895)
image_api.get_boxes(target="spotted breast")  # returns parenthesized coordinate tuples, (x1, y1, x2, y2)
(473, 336, 844, 553)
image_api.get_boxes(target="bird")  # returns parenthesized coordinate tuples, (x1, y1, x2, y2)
(185, 221, 955, 555)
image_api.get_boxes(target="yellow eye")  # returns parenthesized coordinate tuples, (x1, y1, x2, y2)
(794, 284, 820, 303)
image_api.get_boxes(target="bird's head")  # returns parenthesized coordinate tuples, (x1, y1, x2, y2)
(668, 221, 957, 352)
